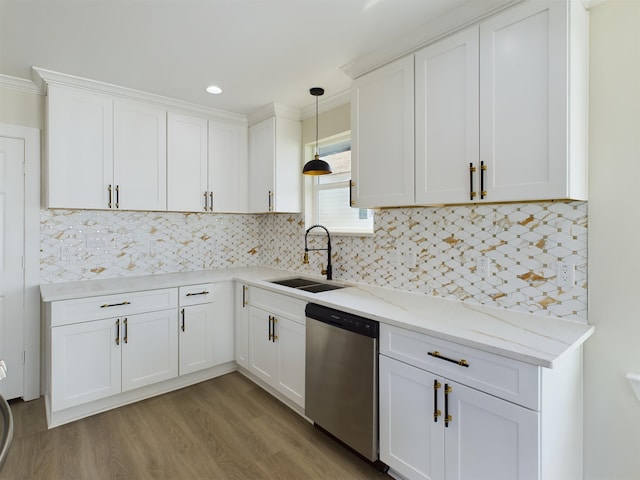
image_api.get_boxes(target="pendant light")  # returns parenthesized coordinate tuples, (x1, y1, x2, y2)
(302, 87, 332, 175)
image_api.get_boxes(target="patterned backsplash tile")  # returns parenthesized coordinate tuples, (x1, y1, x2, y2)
(41, 200, 587, 322)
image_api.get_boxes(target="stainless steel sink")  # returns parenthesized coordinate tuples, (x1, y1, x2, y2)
(269, 277, 346, 293)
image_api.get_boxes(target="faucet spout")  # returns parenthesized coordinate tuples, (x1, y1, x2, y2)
(304, 224, 332, 280)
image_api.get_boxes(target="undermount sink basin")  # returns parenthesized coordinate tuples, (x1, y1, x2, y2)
(269, 277, 346, 293)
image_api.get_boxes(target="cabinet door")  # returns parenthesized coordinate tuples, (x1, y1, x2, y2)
(179, 303, 215, 375)
(167, 112, 208, 212)
(47, 85, 113, 209)
(114, 100, 167, 211)
(50, 317, 121, 411)
(209, 281, 235, 366)
(380, 355, 444, 480)
(275, 316, 305, 408)
(479, 1, 567, 201)
(209, 120, 248, 213)
(415, 27, 479, 205)
(234, 283, 249, 369)
(444, 380, 539, 480)
(351, 55, 415, 208)
(248, 118, 276, 212)
(248, 306, 276, 384)
(121, 309, 178, 392)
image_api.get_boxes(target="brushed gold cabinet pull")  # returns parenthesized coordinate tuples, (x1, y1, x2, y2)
(108, 184, 113, 209)
(349, 180, 355, 206)
(480, 161, 487, 199)
(428, 350, 469, 368)
(181, 308, 185, 332)
(445, 383, 452, 427)
(116, 319, 120, 345)
(469, 163, 477, 201)
(242, 285, 248, 307)
(433, 379, 441, 422)
(268, 315, 273, 341)
(115, 185, 120, 209)
(124, 318, 128, 344)
(101, 301, 131, 308)
(272, 317, 278, 342)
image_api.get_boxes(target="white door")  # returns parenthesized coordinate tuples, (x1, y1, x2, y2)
(379, 355, 444, 480)
(248, 306, 276, 384)
(167, 112, 208, 212)
(209, 120, 248, 213)
(179, 303, 215, 375)
(114, 100, 167, 211)
(234, 283, 249, 369)
(351, 55, 415, 208)
(444, 380, 540, 480)
(275, 316, 305, 407)
(210, 281, 235, 366)
(121, 309, 178, 392)
(0, 137, 25, 400)
(248, 118, 276, 212)
(415, 26, 479, 205)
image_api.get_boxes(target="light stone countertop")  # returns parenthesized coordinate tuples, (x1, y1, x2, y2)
(40, 267, 594, 369)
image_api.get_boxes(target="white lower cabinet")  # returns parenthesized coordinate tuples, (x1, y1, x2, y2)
(247, 288, 306, 408)
(379, 323, 583, 480)
(380, 356, 538, 480)
(178, 282, 234, 376)
(234, 283, 250, 369)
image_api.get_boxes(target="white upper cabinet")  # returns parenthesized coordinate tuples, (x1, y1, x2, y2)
(351, 55, 415, 208)
(114, 100, 167, 211)
(354, 0, 587, 207)
(415, 27, 479, 205)
(478, 0, 587, 202)
(167, 112, 209, 212)
(208, 120, 248, 213)
(248, 115, 301, 213)
(46, 85, 114, 210)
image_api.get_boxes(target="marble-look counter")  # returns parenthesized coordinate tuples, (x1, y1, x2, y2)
(40, 267, 594, 369)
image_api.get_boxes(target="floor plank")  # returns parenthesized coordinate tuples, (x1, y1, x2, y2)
(1, 373, 390, 479)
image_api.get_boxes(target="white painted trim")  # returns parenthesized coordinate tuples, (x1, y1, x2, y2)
(300, 89, 351, 120)
(0, 123, 41, 401)
(247, 102, 302, 125)
(341, 0, 523, 79)
(0, 74, 41, 95)
(32, 67, 247, 124)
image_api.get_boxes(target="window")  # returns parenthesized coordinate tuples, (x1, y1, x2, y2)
(305, 133, 373, 235)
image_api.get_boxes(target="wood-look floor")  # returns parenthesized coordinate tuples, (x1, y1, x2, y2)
(1, 372, 391, 479)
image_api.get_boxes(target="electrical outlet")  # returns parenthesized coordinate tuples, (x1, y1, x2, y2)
(476, 255, 490, 277)
(556, 261, 575, 288)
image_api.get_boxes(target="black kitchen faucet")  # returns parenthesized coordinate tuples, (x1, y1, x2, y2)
(303, 224, 332, 280)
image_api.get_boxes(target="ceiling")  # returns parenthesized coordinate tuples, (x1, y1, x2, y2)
(1, 0, 514, 117)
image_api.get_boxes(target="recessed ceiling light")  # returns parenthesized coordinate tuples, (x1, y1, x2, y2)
(206, 85, 222, 95)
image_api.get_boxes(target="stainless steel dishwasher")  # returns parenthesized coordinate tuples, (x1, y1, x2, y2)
(305, 303, 381, 464)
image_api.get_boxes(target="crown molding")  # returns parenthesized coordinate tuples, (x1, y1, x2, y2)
(300, 89, 351, 120)
(32, 67, 247, 124)
(247, 102, 302, 126)
(341, 0, 522, 79)
(0, 74, 42, 95)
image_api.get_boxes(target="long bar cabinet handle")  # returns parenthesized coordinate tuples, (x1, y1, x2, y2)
(433, 380, 441, 422)
(445, 384, 452, 427)
(242, 285, 248, 307)
(209, 192, 214, 211)
(108, 184, 113, 209)
(101, 301, 131, 309)
(115, 185, 120, 209)
(181, 308, 185, 332)
(268, 315, 273, 341)
(124, 318, 128, 344)
(268, 191, 273, 212)
(428, 350, 469, 368)
(116, 319, 120, 345)
(204, 191, 209, 211)
(469, 163, 477, 201)
(480, 161, 487, 199)
(349, 180, 355, 206)
(272, 316, 278, 342)
(186, 291, 209, 297)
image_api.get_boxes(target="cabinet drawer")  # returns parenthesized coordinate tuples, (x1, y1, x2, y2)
(50, 288, 178, 327)
(380, 324, 540, 410)
(250, 287, 306, 324)
(179, 283, 215, 306)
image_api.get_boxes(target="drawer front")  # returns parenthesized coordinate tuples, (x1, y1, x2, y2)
(50, 288, 178, 327)
(179, 283, 215, 306)
(380, 324, 540, 410)
(250, 287, 306, 324)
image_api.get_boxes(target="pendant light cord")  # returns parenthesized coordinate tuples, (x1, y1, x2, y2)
(315, 94, 319, 157)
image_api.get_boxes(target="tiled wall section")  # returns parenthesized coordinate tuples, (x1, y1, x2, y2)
(41, 201, 587, 322)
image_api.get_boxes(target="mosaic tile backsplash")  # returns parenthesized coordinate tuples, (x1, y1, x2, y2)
(41, 201, 587, 322)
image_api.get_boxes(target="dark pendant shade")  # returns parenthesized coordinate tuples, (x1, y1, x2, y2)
(303, 87, 332, 176)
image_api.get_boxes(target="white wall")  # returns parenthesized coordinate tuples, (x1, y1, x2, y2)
(585, 1, 640, 479)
